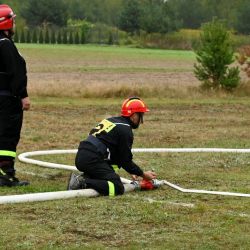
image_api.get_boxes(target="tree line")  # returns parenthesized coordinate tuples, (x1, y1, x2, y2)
(2, 0, 250, 35)
(12, 25, 127, 45)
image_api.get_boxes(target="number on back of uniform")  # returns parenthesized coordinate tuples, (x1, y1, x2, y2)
(90, 119, 116, 136)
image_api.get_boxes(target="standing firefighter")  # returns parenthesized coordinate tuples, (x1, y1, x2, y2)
(68, 97, 157, 196)
(0, 4, 30, 187)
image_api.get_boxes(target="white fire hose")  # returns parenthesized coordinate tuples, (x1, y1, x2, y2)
(0, 148, 249, 204)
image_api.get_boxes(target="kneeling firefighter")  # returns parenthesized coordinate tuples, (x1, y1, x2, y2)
(68, 97, 157, 196)
(0, 5, 30, 187)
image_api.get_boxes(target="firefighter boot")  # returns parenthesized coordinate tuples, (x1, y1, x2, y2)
(0, 160, 29, 187)
(67, 172, 87, 190)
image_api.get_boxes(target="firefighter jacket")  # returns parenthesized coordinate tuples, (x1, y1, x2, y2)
(0, 32, 28, 98)
(81, 116, 144, 176)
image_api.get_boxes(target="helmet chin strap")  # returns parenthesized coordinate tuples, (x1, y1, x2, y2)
(130, 113, 144, 129)
(3, 29, 14, 38)
(139, 113, 144, 124)
(131, 121, 139, 129)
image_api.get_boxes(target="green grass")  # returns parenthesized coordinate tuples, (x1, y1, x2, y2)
(17, 44, 195, 75)
(0, 44, 250, 249)
(17, 43, 196, 60)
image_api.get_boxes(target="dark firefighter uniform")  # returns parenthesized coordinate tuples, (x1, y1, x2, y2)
(75, 116, 144, 196)
(0, 32, 28, 186)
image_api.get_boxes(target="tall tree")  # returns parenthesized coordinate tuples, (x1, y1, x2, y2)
(234, 0, 250, 34)
(68, 0, 122, 26)
(140, 0, 180, 33)
(118, 0, 141, 34)
(168, 0, 208, 29)
(20, 0, 68, 27)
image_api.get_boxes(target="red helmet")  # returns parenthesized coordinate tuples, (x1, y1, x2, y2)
(121, 97, 149, 117)
(0, 4, 16, 30)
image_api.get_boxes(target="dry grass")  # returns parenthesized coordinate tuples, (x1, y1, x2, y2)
(1, 97, 248, 249)
(0, 97, 249, 250)
(21, 44, 200, 98)
(19, 44, 250, 98)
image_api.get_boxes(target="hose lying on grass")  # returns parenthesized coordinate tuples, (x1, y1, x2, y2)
(0, 148, 249, 204)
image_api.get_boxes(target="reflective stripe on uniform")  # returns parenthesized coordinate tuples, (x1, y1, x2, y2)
(108, 181, 115, 197)
(111, 165, 119, 172)
(0, 38, 9, 42)
(0, 169, 6, 175)
(114, 123, 130, 127)
(0, 150, 16, 158)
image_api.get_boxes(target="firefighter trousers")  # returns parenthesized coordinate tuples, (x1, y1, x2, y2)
(0, 96, 23, 174)
(75, 141, 124, 196)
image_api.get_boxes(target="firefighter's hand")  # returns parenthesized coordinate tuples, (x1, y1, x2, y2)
(22, 97, 31, 111)
(142, 171, 157, 180)
(131, 175, 140, 181)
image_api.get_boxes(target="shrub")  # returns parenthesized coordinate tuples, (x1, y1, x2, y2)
(194, 19, 240, 90)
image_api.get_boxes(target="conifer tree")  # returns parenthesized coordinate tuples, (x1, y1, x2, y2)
(80, 31, 86, 44)
(62, 30, 68, 44)
(51, 30, 56, 44)
(44, 29, 50, 44)
(32, 29, 38, 44)
(74, 31, 80, 44)
(38, 29, 44, 44)
(20, 29, 26, 43)
(26, 30, 31, 43)
(57, 30, 62, 44)
(14, 29, 19, 43)
(68, 31, 73, 44)
(108, 31, 114, 45)
(194, 18, 240, 90)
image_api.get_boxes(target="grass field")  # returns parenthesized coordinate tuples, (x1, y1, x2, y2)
(0, 44, 250, 250)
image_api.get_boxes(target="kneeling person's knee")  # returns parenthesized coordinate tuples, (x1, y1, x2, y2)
(108, 180, 124, 196)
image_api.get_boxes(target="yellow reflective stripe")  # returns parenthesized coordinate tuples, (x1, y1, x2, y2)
(0, 169, 6, 175)
(112, 165, 119, 172)
(0, 150, 16, 158)
(108, 181, 115, 197)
